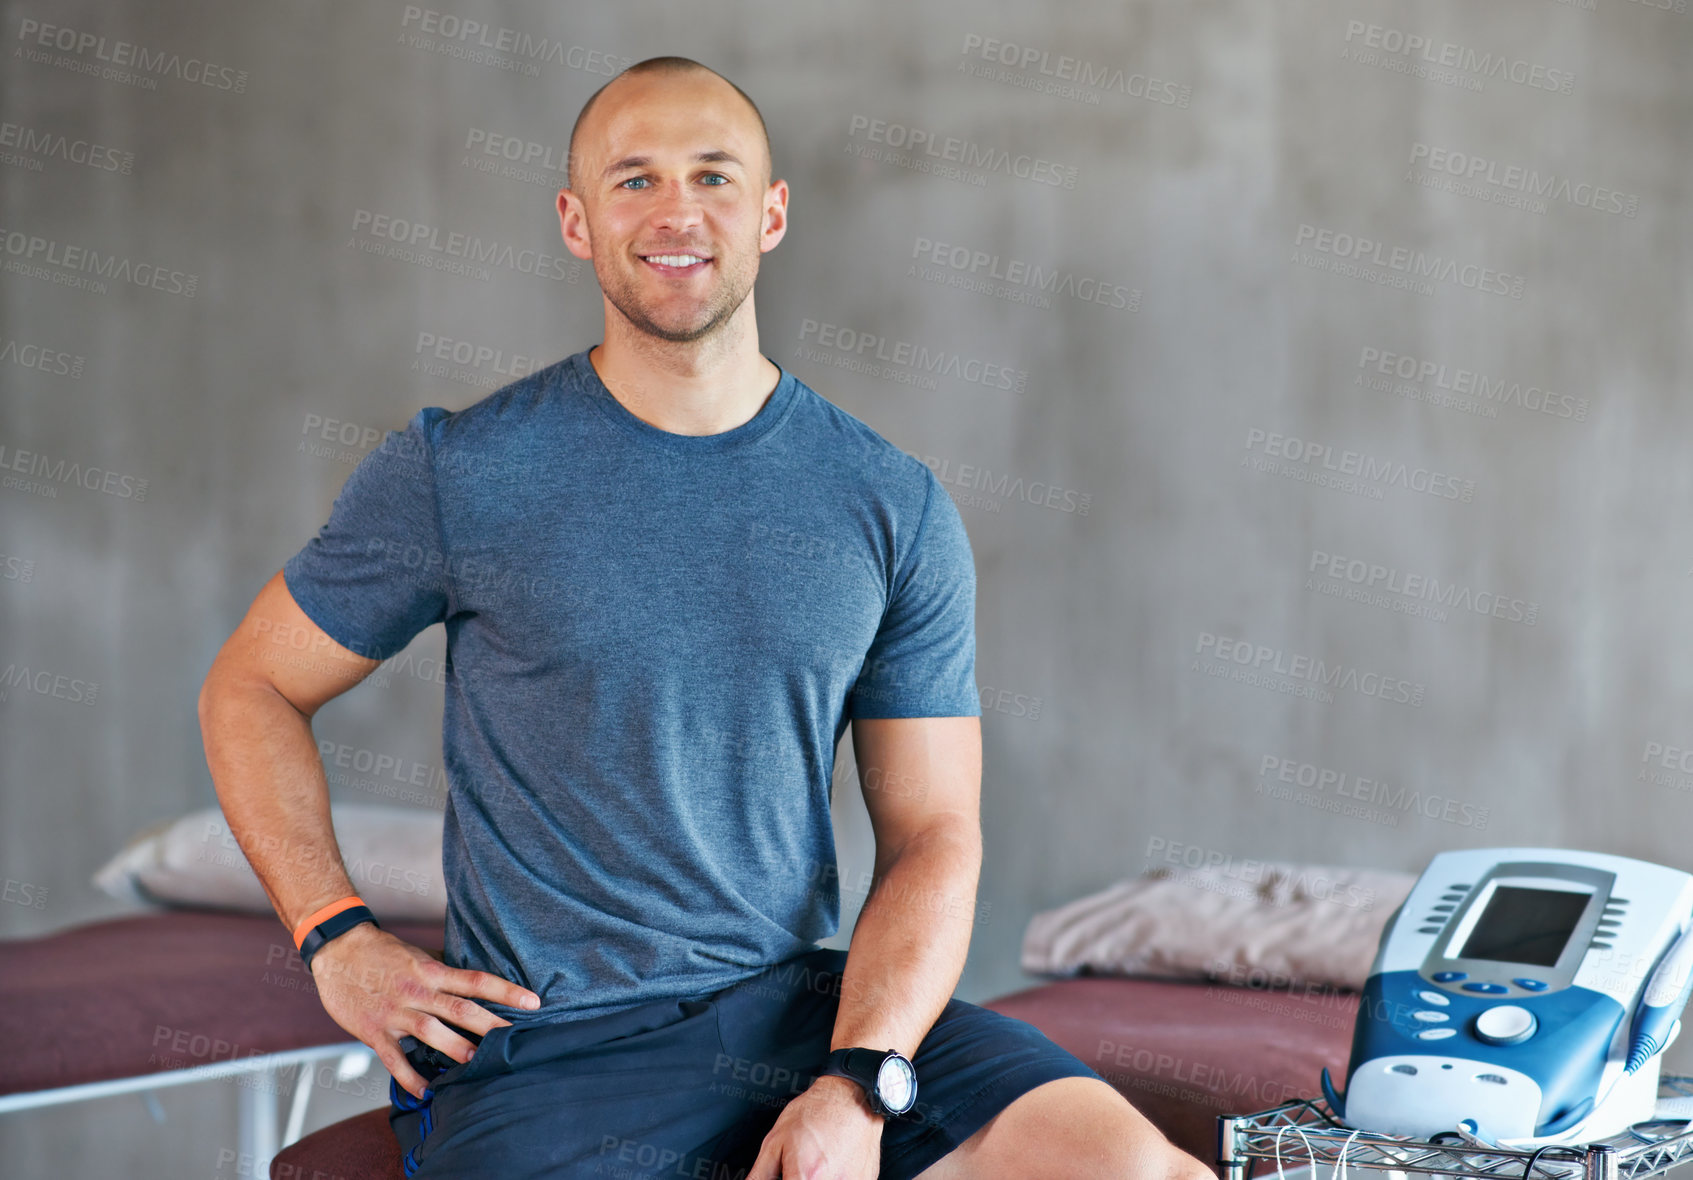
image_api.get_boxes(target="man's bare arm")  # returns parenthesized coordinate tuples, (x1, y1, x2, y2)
(830, 715, 983, 1059)
(747, 715, 982, 1177)
(197, 569, 538, 1097)
(197, 569, 381, 930)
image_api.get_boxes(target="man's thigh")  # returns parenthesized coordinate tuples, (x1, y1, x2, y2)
(709, 949, 1108, 1180)
(909, 1075, 1215, 1180)
(391, 994, 755, 1179)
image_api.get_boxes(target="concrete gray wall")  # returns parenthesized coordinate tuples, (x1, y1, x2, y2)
(4, 0, 1691, 1175)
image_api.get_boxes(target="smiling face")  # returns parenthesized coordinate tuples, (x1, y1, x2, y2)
(558, 69, 786, 345)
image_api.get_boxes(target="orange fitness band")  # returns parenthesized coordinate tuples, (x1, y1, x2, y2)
(293, 895, 370, 950)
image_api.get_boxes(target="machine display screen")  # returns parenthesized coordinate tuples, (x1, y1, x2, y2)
(1457, 885, 1591, 967)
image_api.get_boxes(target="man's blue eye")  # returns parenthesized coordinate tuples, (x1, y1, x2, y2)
(620, 175, 727, 189)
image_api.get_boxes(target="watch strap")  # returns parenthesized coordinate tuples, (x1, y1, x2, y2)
(820, 1047, 910, 1117)
(822, 1046, 869, 1080)
(296, 897, 381, 972)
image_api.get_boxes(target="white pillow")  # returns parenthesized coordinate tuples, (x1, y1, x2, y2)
(1020, 861, 1417, 992)
(92, 802, 446, 922)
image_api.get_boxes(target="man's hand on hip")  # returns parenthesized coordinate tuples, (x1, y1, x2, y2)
(747, 1073, 884, 1180)
(306, 922, 541, 1100)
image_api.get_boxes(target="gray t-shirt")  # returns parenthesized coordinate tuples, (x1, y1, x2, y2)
(282, 348, 980, 1024)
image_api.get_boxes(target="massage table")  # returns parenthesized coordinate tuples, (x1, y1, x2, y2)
(0, 909, 445, 1178)
(271, 970, 1359, 1178)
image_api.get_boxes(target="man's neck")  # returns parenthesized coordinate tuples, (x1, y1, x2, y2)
(588, 324, 781, 437)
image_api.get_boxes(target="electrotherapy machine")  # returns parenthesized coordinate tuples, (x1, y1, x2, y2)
(1321, 848, 1693, 1146)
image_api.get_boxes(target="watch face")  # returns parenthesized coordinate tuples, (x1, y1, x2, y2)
(876, 1054, 917, 1114)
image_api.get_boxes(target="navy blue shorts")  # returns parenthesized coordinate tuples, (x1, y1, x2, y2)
(389, 946, 1104, 1178)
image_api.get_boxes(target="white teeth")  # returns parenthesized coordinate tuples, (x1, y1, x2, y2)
(644, 254, 705, 267)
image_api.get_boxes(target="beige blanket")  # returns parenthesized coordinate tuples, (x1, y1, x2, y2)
(1021, 861, 1418, 992)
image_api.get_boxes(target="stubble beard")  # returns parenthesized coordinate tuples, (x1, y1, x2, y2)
(596, 238, 759, 345)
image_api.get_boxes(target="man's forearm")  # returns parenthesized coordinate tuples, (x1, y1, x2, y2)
(198, 673, 357, 934)
(827, 820, 983, 1059)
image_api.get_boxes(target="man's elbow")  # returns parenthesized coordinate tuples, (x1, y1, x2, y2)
(197, 674, 237, 751)
(196, 664, 218, 725)
(956, 821, 985, 873)
(197, 653, 265, 729)
(197, 650, 238, 723)
(893, 814, 982, 870)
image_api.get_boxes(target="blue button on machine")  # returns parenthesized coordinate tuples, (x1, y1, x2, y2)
(1513, 978, 1550, 991)
(1461, 981, 1509, 994)
(1432, 971, 1467, 982)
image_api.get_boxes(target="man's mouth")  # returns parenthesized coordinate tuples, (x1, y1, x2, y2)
(639, 252, 711, 273)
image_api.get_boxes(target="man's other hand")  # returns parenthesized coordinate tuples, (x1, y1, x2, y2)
(306, 922, 542, 1099)
(747, 1073, 884, 1180)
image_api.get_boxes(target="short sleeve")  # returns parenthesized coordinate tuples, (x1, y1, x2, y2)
(848, 471, 982, 719)
(281, 407, 451, 662)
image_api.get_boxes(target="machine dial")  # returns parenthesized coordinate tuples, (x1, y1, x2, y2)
(1473, 1005, 1537, 1046)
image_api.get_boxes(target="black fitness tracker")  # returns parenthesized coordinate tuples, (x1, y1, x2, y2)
(819, 1047, 918, 1117)
(298, 903, 381, 973)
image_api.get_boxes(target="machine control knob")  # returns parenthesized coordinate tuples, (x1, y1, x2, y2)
(1474, 1005, 1537, 1046)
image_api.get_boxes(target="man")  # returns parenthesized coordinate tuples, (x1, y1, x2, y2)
(199, 55, 1214, 1180)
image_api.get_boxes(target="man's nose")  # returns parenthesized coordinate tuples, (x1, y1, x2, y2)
(648, 180, 706, 230)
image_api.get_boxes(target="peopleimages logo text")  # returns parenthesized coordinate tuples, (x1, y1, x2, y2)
(15, 18, 250, 91)
(1195, 632, 1425, 706)
(1409, 144, 1637, 217)
(1244, 429, 1476, 502)
(1357, 347, 1588, 421)
(1342, 21, 1574, 93)
(1308, 550, 1539, 625)
(847, 116, 1078, 189)
(1294, 225, 1525, 299)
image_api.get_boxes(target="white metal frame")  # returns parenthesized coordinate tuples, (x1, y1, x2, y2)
(1218, 1076, 1693, 1180)
(0, 1041, 374, 1178)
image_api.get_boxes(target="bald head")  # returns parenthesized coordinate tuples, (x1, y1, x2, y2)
(566, 56, 772, 193)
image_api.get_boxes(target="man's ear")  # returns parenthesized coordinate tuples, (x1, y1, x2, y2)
(759, 179, 790, 255)
(557, 189, 594, 261)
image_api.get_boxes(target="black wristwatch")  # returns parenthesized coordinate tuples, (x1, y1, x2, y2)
(819, 1047, 918, 1117)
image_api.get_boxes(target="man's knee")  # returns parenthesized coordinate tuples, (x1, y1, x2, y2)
(1095, 1128, 1214, 1180)
(976, 1076, 1214, 1180)
(1086, 1090, 1214, 1180)
(1160, 1146, 1219, 1180)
